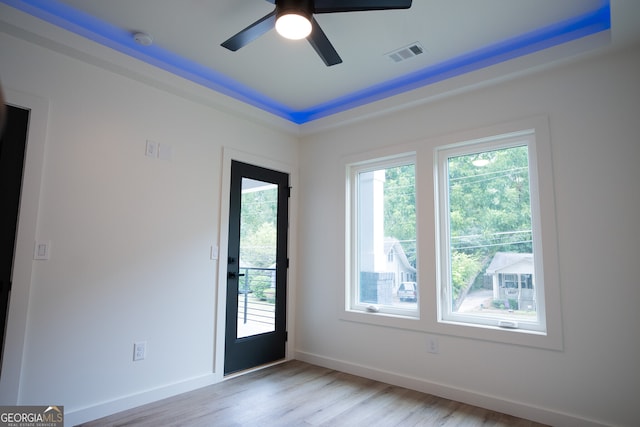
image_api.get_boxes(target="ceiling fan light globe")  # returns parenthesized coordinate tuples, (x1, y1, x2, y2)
(276, 13, 312, 40)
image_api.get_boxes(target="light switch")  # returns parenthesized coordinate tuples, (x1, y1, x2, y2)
(210, 245, 219, 260)
(34, 241, 51, 260)
(145, 140, 158, 158)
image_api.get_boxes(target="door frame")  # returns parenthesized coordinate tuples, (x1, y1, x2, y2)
(0, 88, 49, 403)
(215, 147, 297, 378)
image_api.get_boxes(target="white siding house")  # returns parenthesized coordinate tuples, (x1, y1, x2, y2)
(486, 252, 535, 310)
(384, 238, 417, 295)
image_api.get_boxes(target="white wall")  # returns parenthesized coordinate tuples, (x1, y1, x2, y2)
(297, 44, 640, 427)
(0, 24, 298, 424)
(2, 5, 639, 426)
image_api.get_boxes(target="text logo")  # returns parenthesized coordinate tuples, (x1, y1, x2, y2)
(0, 405, 64, 427)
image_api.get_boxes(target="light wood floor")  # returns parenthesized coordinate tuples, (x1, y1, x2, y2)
(79, 360, 547, 427)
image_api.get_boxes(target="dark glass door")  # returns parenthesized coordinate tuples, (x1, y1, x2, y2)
(224, 160, 289, 375)
(0, 105, 30, 368)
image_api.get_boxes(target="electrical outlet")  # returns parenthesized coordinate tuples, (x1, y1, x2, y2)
(133, 341, 146, 361)
(426, 335, 439, 354)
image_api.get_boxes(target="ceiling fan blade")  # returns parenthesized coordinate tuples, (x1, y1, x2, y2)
(307, 18, 342, 66)
(313, 0, 412, 13)
(221, 11, 276, 51)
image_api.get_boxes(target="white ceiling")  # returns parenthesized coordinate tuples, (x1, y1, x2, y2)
(2, 0, 636, 127)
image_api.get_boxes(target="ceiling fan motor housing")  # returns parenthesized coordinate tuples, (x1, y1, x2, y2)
(276, 0, 313, 21)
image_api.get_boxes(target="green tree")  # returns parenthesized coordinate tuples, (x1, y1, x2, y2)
(451, 251, 482, 301)
(384, 164, 416, 267)
(448, 145, 532, 258)
(240, 185, 278, 265)
(446, 145, 533, 306)
(239, 186, 278, 299)
(240, 222, 276, 268)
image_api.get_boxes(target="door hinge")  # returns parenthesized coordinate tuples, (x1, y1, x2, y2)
(285, 331, 288, 342)
(287, 186, 292, 198)
(286, 258, 290, 268)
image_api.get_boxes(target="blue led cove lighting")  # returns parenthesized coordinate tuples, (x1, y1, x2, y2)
(1, 0, 610, 124)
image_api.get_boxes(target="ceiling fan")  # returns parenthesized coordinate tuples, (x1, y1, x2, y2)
(221, 0, 413, 66)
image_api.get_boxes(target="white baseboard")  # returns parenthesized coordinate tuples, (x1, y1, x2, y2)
(294, 350, 610, 427)
(65, 372, 221, 426)
(65, 357, 293, 426)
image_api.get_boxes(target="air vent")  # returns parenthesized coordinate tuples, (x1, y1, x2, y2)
(386, 42, 425, 63)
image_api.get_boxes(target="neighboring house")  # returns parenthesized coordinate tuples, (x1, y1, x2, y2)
(359, 169, 417, 304)
(383, 237, 417, 295)
(486, 252, 535, 310)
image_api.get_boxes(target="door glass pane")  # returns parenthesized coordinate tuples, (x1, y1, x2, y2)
(237, 178, 277, 338)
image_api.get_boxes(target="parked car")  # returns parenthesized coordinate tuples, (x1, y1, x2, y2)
(398, 282, 417, 302)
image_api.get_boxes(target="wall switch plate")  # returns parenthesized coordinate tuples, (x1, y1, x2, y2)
(34, 241, 51, 260)
(210, 245, 219, 260)
(133, 341, 146, 361)
(145, 140, 158, 158)
(158, 143, 173, 160)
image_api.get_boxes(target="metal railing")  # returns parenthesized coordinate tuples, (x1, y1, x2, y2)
(238, 267, 275, 325)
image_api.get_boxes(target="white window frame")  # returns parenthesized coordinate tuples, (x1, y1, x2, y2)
(436, 133, 545, 332)
(431, 117, 562, 350)
(345, 152, 419, 320)
(341, 117, 561, 350)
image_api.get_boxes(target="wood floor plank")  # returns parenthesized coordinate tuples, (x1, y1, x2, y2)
(78, 360, 548, 427)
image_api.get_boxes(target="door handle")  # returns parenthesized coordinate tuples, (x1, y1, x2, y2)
(227, 272, 246, 279)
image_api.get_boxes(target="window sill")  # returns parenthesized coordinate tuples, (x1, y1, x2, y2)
(432, 319, 562, 351)
(341, 308, 420, 331)
(340, 308, 562, 351)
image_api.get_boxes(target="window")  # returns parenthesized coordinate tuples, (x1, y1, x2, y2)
(347, 154, 418, 317)
(343, 117, 561, 348)
(435, 130, 547, 333)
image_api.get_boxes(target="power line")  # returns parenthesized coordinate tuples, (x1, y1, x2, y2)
(451, 230, 532, 240)
(452, 239, 533, 251)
